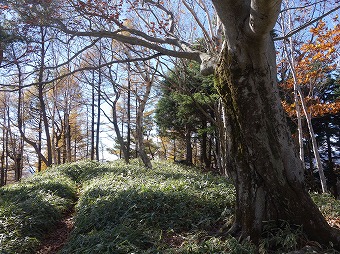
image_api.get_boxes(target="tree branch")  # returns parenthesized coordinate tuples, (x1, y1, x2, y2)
(248, 0, 282, 36)
(0, 53, 163, 91)
(182, 0, 214, 52)
(52, 19, 202, 62)
(45, 38, 101, 70)
(275, 5, 340, 41)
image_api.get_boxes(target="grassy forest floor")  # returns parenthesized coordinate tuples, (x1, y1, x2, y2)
(0, 160, 340, 254)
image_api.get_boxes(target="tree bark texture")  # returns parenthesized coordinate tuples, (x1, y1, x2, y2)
(1, 105, 6, 186)
(135, 67, 153, 168)
(96, 76, 101, 161)
(185, 126, 193, 165)
(111, 97, 129, 163)
(38, 26, 53, 167)
(136, 106, 152, 168)
(213, 0, 340, 246)
(90, 72, 95, 161)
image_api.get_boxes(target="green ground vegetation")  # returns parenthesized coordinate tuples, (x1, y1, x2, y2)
(0, 169, 77, 253)
(1, 160, 339, 253)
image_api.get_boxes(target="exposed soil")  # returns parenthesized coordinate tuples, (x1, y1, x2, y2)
(36, 211, 74, 254)
(162, 231, 187, 248)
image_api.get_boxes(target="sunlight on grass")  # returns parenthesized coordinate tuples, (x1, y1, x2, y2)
(1, 160, 339, 253)
(60, 160, 242, 254)
(0, 169, 77, 253)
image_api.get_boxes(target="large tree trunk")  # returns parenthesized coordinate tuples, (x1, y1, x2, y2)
(215, 28, 340, 246)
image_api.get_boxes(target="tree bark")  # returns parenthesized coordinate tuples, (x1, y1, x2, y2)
(214, 11, 340, 247)
(96, 52, 102, 161)
(38, 113, 42, 171)
(185, 125, 193, 165)
(299, 92, 327, 193)
(90, 70, 95, 161)
(0, 48, 3, 66)
(200, 121, 210, 169)
(51, 87, 57, 165)
(132, 56, 154, 169)
(1, 101, 6, 186)
(111, 93, 129, 163)
(38, 26, 53, 167)
(127, 62, 131, 162)
(96, 77, 101, 161)
(136, 82, 152, 168)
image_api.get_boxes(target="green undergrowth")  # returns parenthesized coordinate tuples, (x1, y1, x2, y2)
(0, 168, 78, 253)
(59, 160, 251, 254)
(59, 160, 340, 254)
(311, 192, 340, 219)
(1, 160, 340, 253)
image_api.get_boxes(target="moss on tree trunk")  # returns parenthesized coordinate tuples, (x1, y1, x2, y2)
(215, 39, 340, 247)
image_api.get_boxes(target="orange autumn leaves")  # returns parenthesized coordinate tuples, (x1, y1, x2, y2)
(281, 20, 340, 118)
(282, 98, 340, 118)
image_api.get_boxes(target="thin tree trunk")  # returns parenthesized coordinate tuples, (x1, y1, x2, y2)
(0, 48, 3, 66)
(96, 71, 101, 161)
(38, 26, 53, 167)
(136, 89, 152, 168)
(0, 154, 4, 186)
(200, 120, 210, 168)
(325, 121, 333, 169)
(91, 70, 95, 161)
(1, 102, 6, 186)
(131, 59, 153, 168)
(15, 155, 22, 181)
(282, 11, 305, 167)
(285, 37, 327, 193)
(128, 54, 158, 168)
(4, 119, 8, 184)
(185, 126, 193, 165)
(38, 113, 42, 172)
(51, 86, 57, 165)
(135, 86, 138, 159)
(307, 139, 314, 173)
(298, 87, 327, 193)
(68, 122, 71, 161)
(173, 138, 176, 161)
(326, 121, 338, 198)
(86, 106, 89, 159)
(63, 114, 67, 162)
(111, 93, 129, 163)
(127, 62, 131, 161)
(160, 137, 167, 160)
(294, 89, 305, 164)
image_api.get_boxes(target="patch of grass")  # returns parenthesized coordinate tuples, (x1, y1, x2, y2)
(260, 220, 308, 253)
(0, 169, 77, 253)
(60, 160, 241, 253)
(54, 160, 101, 183)
(311, 192, 340, 219)
(2, 160, 340, 253)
